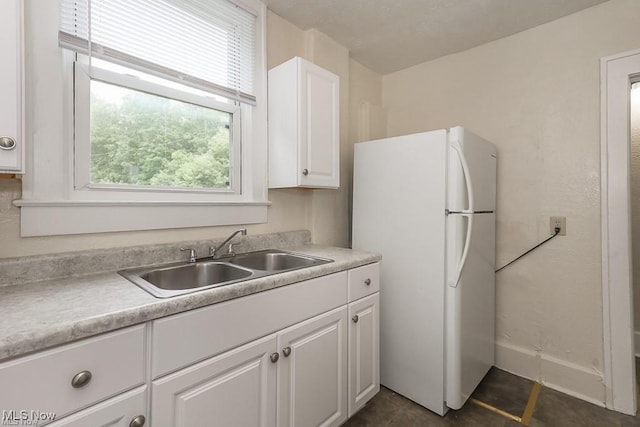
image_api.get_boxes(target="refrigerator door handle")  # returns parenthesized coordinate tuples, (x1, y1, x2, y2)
(450, 142, 474, 212)
(449, 142, 474, 288)
(449, 213, 473, 288)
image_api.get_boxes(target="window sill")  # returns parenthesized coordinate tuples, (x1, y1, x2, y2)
(14, 200, 270, 236)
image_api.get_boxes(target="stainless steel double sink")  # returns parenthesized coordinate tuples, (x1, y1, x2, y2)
(119, 249, 333, 298)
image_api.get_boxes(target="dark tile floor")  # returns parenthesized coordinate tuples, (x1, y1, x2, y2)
(344, 364, 640, 426)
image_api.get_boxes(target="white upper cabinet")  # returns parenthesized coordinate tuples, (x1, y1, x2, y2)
(0, 0, 24, 173)
(268, 57, 340, 189)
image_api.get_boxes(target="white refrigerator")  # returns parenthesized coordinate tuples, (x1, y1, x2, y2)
(352, 127, 497, 415)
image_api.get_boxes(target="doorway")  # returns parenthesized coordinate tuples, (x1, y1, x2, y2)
(631, 81, 640, 390)
(601, 49, 640, 416)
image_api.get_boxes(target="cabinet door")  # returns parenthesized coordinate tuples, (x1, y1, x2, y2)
(46, 386, 147, 427)
(299, 60, 339, 188)
(277, 306, 347, 427)
(348, 293, 380, 417)
(152, 334, 277, 427)
(0, 0, 23, 173)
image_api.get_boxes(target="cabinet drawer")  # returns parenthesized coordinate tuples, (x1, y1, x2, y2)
(152, 272, 348, 378)
(348, 263, 379, 302)
(46, 386, 147, 427)
(0, 325, 145, 421)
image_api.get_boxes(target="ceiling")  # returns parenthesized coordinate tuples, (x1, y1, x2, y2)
(263, 0, 608, 74)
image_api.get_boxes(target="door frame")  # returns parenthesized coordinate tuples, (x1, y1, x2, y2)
(600, 48, 640, 415)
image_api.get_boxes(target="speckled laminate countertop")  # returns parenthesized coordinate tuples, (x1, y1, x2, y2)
(0, 245, 380, 362)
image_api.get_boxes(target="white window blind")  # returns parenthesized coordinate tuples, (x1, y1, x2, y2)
(59, 0, 257, 104)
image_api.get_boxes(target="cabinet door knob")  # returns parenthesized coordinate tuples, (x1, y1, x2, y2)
(364, 278, 371, 286)
(129, 415, 146, 427)
(352, 315, 359, 323)
(0, 137, 16, 151)
(282, 346, 292, 357)
(302, 168, 309, 176)
(270, 352, 280, 363)
(71, 370, 92, 388)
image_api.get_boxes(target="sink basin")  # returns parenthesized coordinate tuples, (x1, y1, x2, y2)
(142, 262, 252, 290)
(119, 249, 333, 298)
(120, 261, 254, 298)
(228, 250, 330, 271)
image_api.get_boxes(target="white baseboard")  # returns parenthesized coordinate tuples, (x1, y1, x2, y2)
(635, 331, 640, 357)
(495, 340, 606, 406)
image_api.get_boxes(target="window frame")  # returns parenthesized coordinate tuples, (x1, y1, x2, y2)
(74, 61, 243, 196)
(16, 0, 269, 237)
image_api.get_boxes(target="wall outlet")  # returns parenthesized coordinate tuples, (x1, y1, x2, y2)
(550, 216, 566, 236)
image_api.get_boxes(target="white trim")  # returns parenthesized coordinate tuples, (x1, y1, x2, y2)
(600, 48, 640, 416)
(18, 0, 268, 236)
(14, 200, 271, 207)
(539, 354, 605, 407)
(19, 203, 268, 236)
(495, 340, 606, 406)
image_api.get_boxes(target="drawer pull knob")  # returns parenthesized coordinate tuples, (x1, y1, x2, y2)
(282, 346, 292, 357)
(302, 168, 309, 176)
(0, 137, 16, 151)
(352, 315, 359, 323)
(130, 415, 146, 427)
(364, 278, 371, 286)
(270, 352, 280, 363)
(71, 370, 92, 388)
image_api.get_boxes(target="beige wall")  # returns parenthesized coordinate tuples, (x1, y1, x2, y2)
(347, 59, 385, 243)
(303, 29, 351, 248)
(631, 82, 640, 332)
(382, 0, 640, 402)
(0, 10, 383, 258)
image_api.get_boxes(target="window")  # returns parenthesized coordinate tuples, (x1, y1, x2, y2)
(75, 59, 241, 193)
(17, 0, 268, 236)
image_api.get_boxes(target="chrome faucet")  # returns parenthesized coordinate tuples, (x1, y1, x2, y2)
(210, 228, 247, 259)
(180, 247, 198, 263)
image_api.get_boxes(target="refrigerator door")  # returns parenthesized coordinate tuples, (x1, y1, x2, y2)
(353, 130, 449, 415)
(448, 127, 497, 213)
(445, 211, 496, 409)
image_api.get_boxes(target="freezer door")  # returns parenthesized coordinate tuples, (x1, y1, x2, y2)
(353, 130, 449, 415)
(448, 127, 497, 213)
(445, 212, 496, 410)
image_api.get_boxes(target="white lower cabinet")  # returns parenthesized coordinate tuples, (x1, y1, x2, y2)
(2, 264, 380, 427)
(277, 307, 348, 427)
(152, 307, 349, 427)
(46, 386, 147, 427)
(152, 334, 278, 427)
(0, 325, 146, 426)
(348, 293, 380, 417)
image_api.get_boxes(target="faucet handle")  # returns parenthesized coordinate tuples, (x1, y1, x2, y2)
(180, 248, 197, 263)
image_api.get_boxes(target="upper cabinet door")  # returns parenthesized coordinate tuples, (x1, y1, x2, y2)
(268, 57, 340, 189)
(298, 60, 339, 188)
(0, 0, 24, 173)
